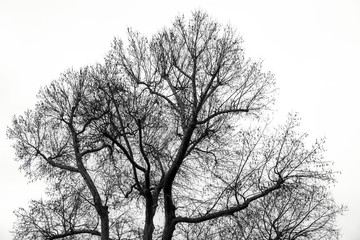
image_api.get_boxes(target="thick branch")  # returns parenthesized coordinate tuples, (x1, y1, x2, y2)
(36, 150, 79, 173)
(81, 144, 110, 157)
(175, 178, 284, 224)
(138, 120, 151, 193)
(47, 229, 101, 240)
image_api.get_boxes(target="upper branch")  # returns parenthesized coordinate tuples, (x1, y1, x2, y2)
(196, 108, 249, 125)
(36, 150, 79, 173)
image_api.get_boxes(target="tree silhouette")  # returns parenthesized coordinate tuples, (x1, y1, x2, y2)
(176, 183, 344, 240)
(8, 10, 343, 240)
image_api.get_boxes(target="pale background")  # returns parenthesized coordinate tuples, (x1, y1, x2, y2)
(0, 0, 359, 239)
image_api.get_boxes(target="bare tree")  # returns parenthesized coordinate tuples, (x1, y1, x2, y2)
(8, 68, 125, 240)
(176, 183, 344, 240)
(13, 178, 100, 240)
(8, 10, 342, 240)
(235, 184, 344, 240)
(12, 173, 140, 240)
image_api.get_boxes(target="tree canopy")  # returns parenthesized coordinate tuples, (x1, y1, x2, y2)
(8, 10, 344, 240)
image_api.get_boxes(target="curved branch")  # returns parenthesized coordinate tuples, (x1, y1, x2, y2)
(103, 131, 146, 172)
(36, 150, 79, 173)
(47, 229, 102, 240)
(175, 178, 284, 224)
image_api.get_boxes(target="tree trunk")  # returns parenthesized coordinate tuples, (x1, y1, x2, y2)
(162, 188, 177, 240)
(143, 194, 158, 240)
(161, 218, 176, 240)
(143, 221, 155, 240)
(100, 206, 110, 240)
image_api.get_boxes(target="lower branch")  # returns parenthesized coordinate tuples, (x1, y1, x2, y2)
(47, 229, 101, 240)
(175, 178, 284, 224)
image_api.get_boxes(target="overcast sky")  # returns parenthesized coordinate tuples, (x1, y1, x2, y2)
(0, 0, 359, 239)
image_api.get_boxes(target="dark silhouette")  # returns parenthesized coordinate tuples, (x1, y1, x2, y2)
(8, 10, 343, 240)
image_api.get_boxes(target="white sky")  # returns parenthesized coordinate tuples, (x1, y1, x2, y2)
(0, 0, 359, 239)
